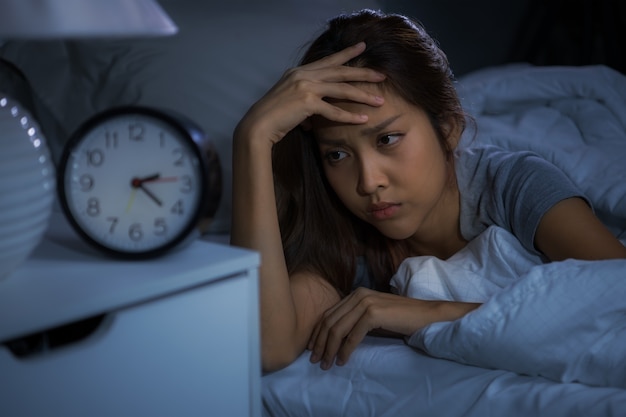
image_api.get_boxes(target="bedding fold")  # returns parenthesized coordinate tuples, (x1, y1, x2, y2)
(393, 228, 626, 389)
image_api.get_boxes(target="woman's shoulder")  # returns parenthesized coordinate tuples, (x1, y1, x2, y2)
(454, 144, 555, 180)
(455, 143, 585, 254)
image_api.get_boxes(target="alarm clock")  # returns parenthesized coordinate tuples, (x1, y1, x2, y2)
(57, 106, 221, 259)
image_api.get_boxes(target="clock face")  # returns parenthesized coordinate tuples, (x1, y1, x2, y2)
(59, 108, 208, 258)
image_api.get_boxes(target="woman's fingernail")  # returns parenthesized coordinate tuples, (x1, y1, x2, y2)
(310, 353, 319, 363)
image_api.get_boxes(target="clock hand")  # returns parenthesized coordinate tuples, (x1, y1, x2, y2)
(138, 184, 163, 206)
(144, 176, 178, 183)
(126, 188, 137, 212)
(136, 173, 160, 183)
(132, 174, 179, 184)
(130, 175, 163, 207)
(131, 174, 159, 188)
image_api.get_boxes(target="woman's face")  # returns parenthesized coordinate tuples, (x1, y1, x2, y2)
(314, 86, 458, 243)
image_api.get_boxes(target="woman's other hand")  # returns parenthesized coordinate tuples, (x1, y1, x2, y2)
(307, 288, 480, 370)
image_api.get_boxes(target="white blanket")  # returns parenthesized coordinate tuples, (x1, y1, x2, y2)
(391, 226, 626, 388)
(391, 226, 542, 303)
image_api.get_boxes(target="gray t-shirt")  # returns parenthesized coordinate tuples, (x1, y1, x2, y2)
(454, 145, 585, 255)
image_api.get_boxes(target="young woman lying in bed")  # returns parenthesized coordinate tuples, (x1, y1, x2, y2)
(230, 8, 626, 373)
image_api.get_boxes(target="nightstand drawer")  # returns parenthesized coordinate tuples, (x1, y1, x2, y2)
(0, 272, 258, 417)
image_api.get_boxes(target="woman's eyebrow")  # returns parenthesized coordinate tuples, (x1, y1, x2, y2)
(360, 114, 402, 136)
(316, 114, 403, 146)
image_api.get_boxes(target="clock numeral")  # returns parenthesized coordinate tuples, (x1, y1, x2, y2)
(86, 149, 104, 167)
(154, 218, 167, 236)
(171, 200, 184, 215)
(107, 217, 119, 234)
(129, 123, 145, 141)
(129, 223, 143, 241)
(79, 174, 94, 192)
(86, 197, 100, 217)
(105, 130, 119, 148)
(180, 175, 192, 193)
(172, 148, 185, 166)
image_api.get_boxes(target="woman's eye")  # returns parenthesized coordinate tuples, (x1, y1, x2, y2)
(378, 134, 401, 146)
(325, 150, 347, 162)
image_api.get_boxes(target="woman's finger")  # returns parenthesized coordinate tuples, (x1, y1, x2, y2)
(309, 289, 375, 368)
(307, 294, 354, 355)
(313, 78, 385, 105)
(335, 314, 375, 366)
(307, 306, 340, 356)
(292, 81, 384, 125)
(287, 64, 385, 87)
(303, 42, 367, 70)
(318, 291, 379, 368)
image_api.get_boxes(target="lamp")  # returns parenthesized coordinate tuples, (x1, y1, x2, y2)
(0, 0, 177, 39)
(0, 0, 177, 280)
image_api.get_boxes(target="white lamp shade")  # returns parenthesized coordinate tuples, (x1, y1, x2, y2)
(0, 0, 177, 39)
(0, 94, 56, 280)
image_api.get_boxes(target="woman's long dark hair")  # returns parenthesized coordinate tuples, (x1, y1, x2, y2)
(272, 9, 467, 296)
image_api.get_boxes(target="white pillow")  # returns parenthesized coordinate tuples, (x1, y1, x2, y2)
(390, 226, 543, 303)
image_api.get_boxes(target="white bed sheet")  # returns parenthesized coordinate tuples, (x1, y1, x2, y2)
(263, 336, 626, 417)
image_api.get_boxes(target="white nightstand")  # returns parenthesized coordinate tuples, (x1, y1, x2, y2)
(0, 217, 261, 417)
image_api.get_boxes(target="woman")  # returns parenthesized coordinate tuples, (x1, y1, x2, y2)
(230, 9, 626, 372)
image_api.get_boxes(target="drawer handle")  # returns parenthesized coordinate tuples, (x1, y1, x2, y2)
(3, 314, 108, 359)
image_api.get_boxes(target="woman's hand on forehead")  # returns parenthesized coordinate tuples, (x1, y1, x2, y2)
(235, 42, 386, 147)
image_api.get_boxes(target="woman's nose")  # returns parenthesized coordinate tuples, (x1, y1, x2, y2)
(356, 156, 388, 195)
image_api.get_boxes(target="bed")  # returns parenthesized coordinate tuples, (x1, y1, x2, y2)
(262, 64, 626, 416)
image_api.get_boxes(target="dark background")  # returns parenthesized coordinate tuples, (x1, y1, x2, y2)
(380, 0, 626, 77)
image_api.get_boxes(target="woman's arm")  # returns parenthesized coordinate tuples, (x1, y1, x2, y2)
(308, 199, 626, 371)
(230, 43, 386, 372)
(535, 197, 626, 261)
(307, 288, 480, 370)
(230, 128, 341, 371)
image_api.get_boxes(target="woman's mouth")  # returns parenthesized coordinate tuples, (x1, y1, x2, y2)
(367, 202, 401, 220)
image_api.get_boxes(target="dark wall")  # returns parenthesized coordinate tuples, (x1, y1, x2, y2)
(380, 0, 626, 76)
